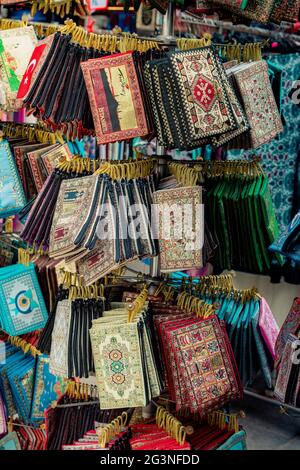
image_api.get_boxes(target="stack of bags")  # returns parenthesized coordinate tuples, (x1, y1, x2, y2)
(144, 47, 282, 150)
(48, 169, 157, 284)
(90, 295, 163, 410)
(38, 286, 105, 379)
(151, 298, 242, 415)
(206, 0, 300, 24)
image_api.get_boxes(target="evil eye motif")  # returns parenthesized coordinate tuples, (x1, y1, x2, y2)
(9, 289, 38, 315)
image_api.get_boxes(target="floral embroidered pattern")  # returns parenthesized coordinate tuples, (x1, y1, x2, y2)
(90, 322, 147, 409)
(105, 341, 128, 389)
(275, 297, 300, 365)
(153, 186, 203, 272)
(258, 297, 279, 360)
(233, 60, 283, 148)
(227, 54, 300, 229)
(158, 315, 242, 414)
(274, 333, 297, 402)
(49, 300, 71, 378)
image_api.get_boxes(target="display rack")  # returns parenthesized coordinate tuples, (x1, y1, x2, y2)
(244, 389, 300, 416)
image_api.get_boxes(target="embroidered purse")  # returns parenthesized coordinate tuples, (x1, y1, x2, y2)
(275, 298, 300, 367)
(90, 305, 162, 409)
(0, 26, 37, 111)
(144, 46, 239, 150)
(153, 186, 204, 272)
(229, 60, 283, 149)
(49, 175, 101, 258)
(213, 0, 277, 22)
(258, 297, 279, 360)
(271, 0, 300, 23)
(0, 263, 48, 336)
(0, 431, 21, 450)
(7, 354, 35, 424)
(90, 317, 148, 409)
(81, 52, 149, 145)
(274, 333, 300, 404)
(30, 354, 67, 421)
(0, 139, 26, 218)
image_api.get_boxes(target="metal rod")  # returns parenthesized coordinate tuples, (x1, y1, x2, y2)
(55, 400, 100, 408)
(244, 389, 300, 415)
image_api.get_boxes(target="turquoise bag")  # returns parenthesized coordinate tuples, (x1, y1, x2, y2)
(217, 430, 247, 450)
(0, 139, 26, 218)
(30, 354, 66, 422)
(7, 355, 35, 424)
(0, 431, 21, 450)
(0, 262, 48, 336)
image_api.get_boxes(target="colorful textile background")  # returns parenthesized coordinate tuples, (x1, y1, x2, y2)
(227, 54, 300, 230)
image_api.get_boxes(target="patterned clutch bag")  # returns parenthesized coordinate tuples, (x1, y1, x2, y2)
(13, 142, 49, 200)
(212, 60, 250, 147)
(90, 318, 148, 409)
(48, 171, 156, 283)
(7, 354, 35, 424)
(0, 431, 21, 450)
(0, 26, 37, 111)
(271, 0, 300, 23)
(17, 33, 56, 105)
(153, 186, 204, 272)
(275, 298, 300, 366)
(156, 313, 242, 415)
(274, 333, 300, 405)
(30, 354, 67, 421)
(40, 144, 73, 175)
(90, 307, 162, 409)
(258, 297, 279, 360)
(0, 139, 26, 218)
(144, 46, 239, 150)
(241, 0, 278, 21)
(49, 175, 101, 258)
(0, 263, 48, 336)
(212, 0, 277, 22)
(81, 52, 149, 145)
(0, 344, 20, 418)
(230, 60, 283, 148)
(27, 144, 59, 194)
(49, 299, 72, 377)
(76, 198, 119, 285)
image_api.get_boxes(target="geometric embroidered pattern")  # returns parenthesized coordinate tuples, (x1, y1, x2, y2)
(192, 74, 216, 112)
